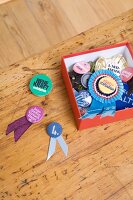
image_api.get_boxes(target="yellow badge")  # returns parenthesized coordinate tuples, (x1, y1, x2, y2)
(98, 76, 117, 94)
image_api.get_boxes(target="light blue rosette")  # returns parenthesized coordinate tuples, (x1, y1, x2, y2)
(81, 69, 124, 119)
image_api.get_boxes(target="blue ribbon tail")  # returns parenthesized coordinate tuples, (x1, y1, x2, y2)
(101, 102, 116, 118)
(81, 99, 103, 119)
(47, 138, 56, 160)
(57, 136, 68, 156)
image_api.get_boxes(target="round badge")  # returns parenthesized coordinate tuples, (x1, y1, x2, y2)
(76, 90, 92, 108)
(26, 106, 44, 123)
(88, 69, 124, 104)
(47, 122, 62, 138)
(73, 62, 91, 74)
(69, 71, 84, 91)
(98, 76, 117, 95)
(120, 67, 133, 82)
(29, 74, 52, 96)
(81, 72, 92, 88)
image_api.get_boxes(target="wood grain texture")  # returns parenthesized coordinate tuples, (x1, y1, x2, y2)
(0, 0, 12, 4)
(0, 0, 133, 68)
(0, 9, 133, 200)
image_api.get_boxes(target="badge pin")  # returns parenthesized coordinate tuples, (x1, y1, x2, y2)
(29, 74, 53, 97)
(120, 67, 133, 82)
(81, 72, 92, 88)
(88, 69, 124, 104)
(81, 70, 124, 119)
(69, 71, 83, 91)
(6, 106, 44, 142)
(73, 62, 91, 74)
(76, 90, 92, 108)
(46, 122, 68, 160)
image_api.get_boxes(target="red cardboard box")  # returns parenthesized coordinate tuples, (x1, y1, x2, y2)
(61, 41, 133, 130)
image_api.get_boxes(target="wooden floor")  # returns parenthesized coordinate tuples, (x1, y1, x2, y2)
(0, 0, 133, 68)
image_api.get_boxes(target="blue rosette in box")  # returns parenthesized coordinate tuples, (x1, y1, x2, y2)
(81, 69, 124, 119)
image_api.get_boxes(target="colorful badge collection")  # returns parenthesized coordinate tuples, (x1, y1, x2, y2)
(69, 54, 133, 119)
(6, 74, 68, 160)
(5, 53, 133, 159)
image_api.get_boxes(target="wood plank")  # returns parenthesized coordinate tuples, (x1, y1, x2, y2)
(53, 0, 133, 32)
(0, 0, 133, 68)
(0, 9, 133, 200)
(0, 0, 50, 68)
(25, 0, 77, 45)
(0, 0, 12, 5)
(0, 13, 24, 68)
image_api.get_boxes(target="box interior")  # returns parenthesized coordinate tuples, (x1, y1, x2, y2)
(63, 45, 133, 117)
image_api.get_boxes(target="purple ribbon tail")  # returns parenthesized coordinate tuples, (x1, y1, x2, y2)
(14, 122, 32, 142)
(6, 116, 32, 142)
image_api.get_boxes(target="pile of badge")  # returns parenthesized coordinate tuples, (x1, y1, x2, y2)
(69, 54, 133, 119)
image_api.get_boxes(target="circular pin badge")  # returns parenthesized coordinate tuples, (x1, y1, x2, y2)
(69, 71, 81, 83)
(26, 106, 44, 123)
(29, 74, 53, 97)
(73, 62, 91, 74)
(47, 122, 62, 138)
(88, 69, 124, 104)
(76, 90, 92, 108)
(81, 72, 92, 88)
(69, 71, 84, 91)
(120, 67, 133, 82)
(98, 76, 116, 95)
